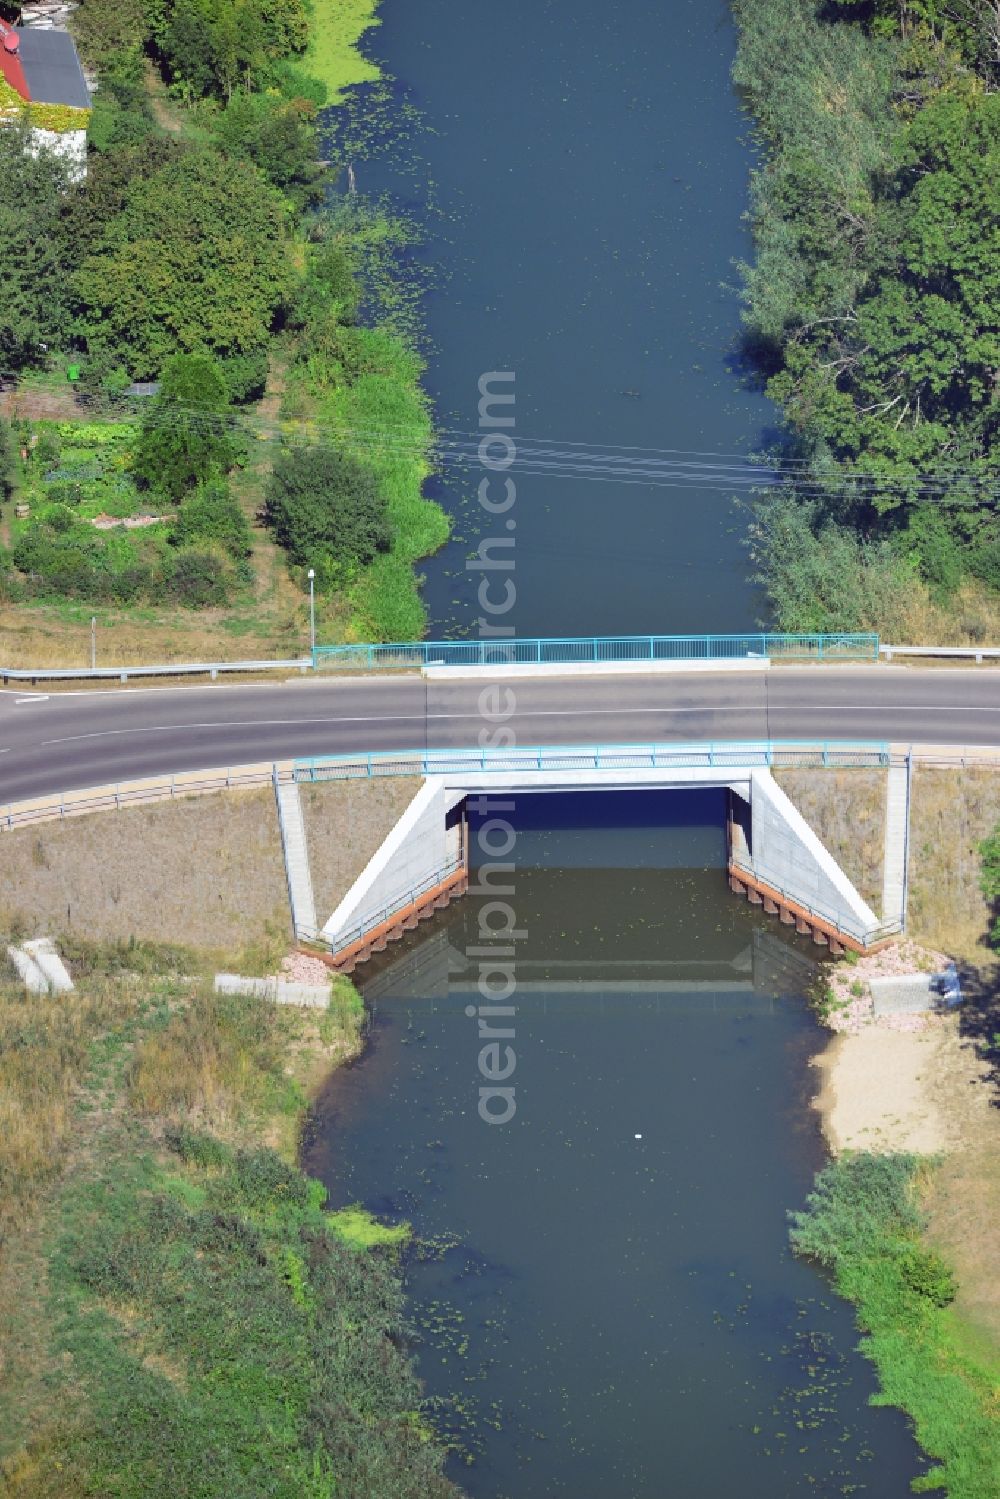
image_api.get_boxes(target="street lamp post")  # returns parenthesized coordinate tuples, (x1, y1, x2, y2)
(307, 568, 316, 657)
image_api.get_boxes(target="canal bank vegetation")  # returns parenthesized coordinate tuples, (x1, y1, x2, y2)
(791, 1152, 1000, 1497)
(0, 0, 446, 659)
(0, 938, 461, 1498)
(733, 0, 1000, 642)
(807, 824, 1000, 1499)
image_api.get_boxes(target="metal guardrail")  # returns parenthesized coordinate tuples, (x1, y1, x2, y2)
(7, 634, 1000, 684)
(0, 658, 310, 684)
(881, 645, 1000, 662)
(294, 741, 891, 782)
(0, 763, 287, 831)
(312, 633, 879, 670)
(298, 854, 467, 956)
(5, 742, 998, 836)
(730, 856, 902, 948)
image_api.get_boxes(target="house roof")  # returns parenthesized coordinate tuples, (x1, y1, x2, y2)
(17, 29, 90, 110)
(0, 22, 30, 101)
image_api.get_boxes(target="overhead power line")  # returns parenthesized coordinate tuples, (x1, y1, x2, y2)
(23, 396, 1000, 502)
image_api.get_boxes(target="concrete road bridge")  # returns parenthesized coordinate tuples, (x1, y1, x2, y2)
(2, 662, 1000, 804)
(2, 644, 999, 966)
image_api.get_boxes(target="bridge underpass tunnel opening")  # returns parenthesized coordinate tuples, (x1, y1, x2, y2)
(360, 787, 825, 1003)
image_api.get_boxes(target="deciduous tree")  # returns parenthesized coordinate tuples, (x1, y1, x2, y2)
(264, 445, 392, 575)
(76, 145, 292, 379)
(132, 353, 238, 500)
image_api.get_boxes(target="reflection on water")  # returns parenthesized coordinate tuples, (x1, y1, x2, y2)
(304, 793, 926, 1497)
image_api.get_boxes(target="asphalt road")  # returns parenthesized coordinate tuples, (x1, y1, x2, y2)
(1, 665, 999, 803)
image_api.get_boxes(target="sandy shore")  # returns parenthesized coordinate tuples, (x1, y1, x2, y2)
(812, 959, 1000, 1351)
(813, 1021, 955, 1155)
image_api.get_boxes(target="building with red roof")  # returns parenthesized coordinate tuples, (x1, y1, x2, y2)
(0, 15, 90, 177)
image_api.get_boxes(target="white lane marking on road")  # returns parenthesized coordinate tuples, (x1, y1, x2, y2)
(38, 707, 714, 747)
(15, 696, 49, 705)
(35, 701, 1000, 749)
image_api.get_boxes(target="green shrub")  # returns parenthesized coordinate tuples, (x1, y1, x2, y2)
(968, 540, 1000, 593)
(979, 826, 1000, 950)
(164, 1123, 230, 1168)
(0, 415, 16, 502)
(218, 347, 270, 404)
(790, 1152, 923, 1267)
(132, 353, 238, 502)
(171, 480, 253, 559)
(164, 547, 230, 607)
(264, 443, 392, 574)
(897, 1243, 957, 1307)
(209, 92, 328, 209)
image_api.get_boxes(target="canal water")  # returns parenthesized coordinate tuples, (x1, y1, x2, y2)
(304, 792, 929, 1497)
(310, 6, 928, 1491)
(336, 0, 776, 638)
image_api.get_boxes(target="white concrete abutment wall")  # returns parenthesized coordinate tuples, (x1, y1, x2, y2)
(728, 771, 882, 951)
(294, 764, 895, 968)
(320, 780, 467, 951)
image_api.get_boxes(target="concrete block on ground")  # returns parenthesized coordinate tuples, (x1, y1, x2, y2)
(6, 945, 49, 994)
(23, 937, 74, 993)
(870, 974, 934, 1016)
(214, 973, 330, 1009)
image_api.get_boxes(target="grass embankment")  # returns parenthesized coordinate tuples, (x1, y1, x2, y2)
(785, 759, 1000, 1489)
(282, 320, 448, 642)
(0, 939, 460, 1497)
(791, 1154, 1000, 1498)
(0, 781, 423, 955)
(772, 768, 887, 915)
(774, 763, 1000, 956)
(908, 767, 1000, 960)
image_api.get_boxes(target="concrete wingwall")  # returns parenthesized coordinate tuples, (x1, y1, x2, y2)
(734, 770, 879, 940)
(321, 780, 465, 944)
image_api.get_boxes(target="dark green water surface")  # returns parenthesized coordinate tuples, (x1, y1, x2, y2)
(304, 793, 928, 1496)
(340, 0, 776, 637)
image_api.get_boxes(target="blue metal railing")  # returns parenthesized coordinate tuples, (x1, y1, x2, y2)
(298, 854, 467, 956)
(312, 633, 879, 670)
(728, 854, 901, 947)
(294, 741, 891, 782)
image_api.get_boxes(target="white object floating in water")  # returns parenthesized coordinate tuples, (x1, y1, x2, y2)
(634, 1133, 643, 1140)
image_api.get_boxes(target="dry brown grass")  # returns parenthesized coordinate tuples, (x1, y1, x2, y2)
(0, 578, 310, 669)
(908, 767, 1000, 959)
(126, 979, 364, 1156)
(918, 1022, 1000, 1368)
(773, 767, 887, 912)
(861, 577, 1000, 646)
(0, 973, 138, 1240)
(301, 778, 422, 923)
(0, 789, 290, 952)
